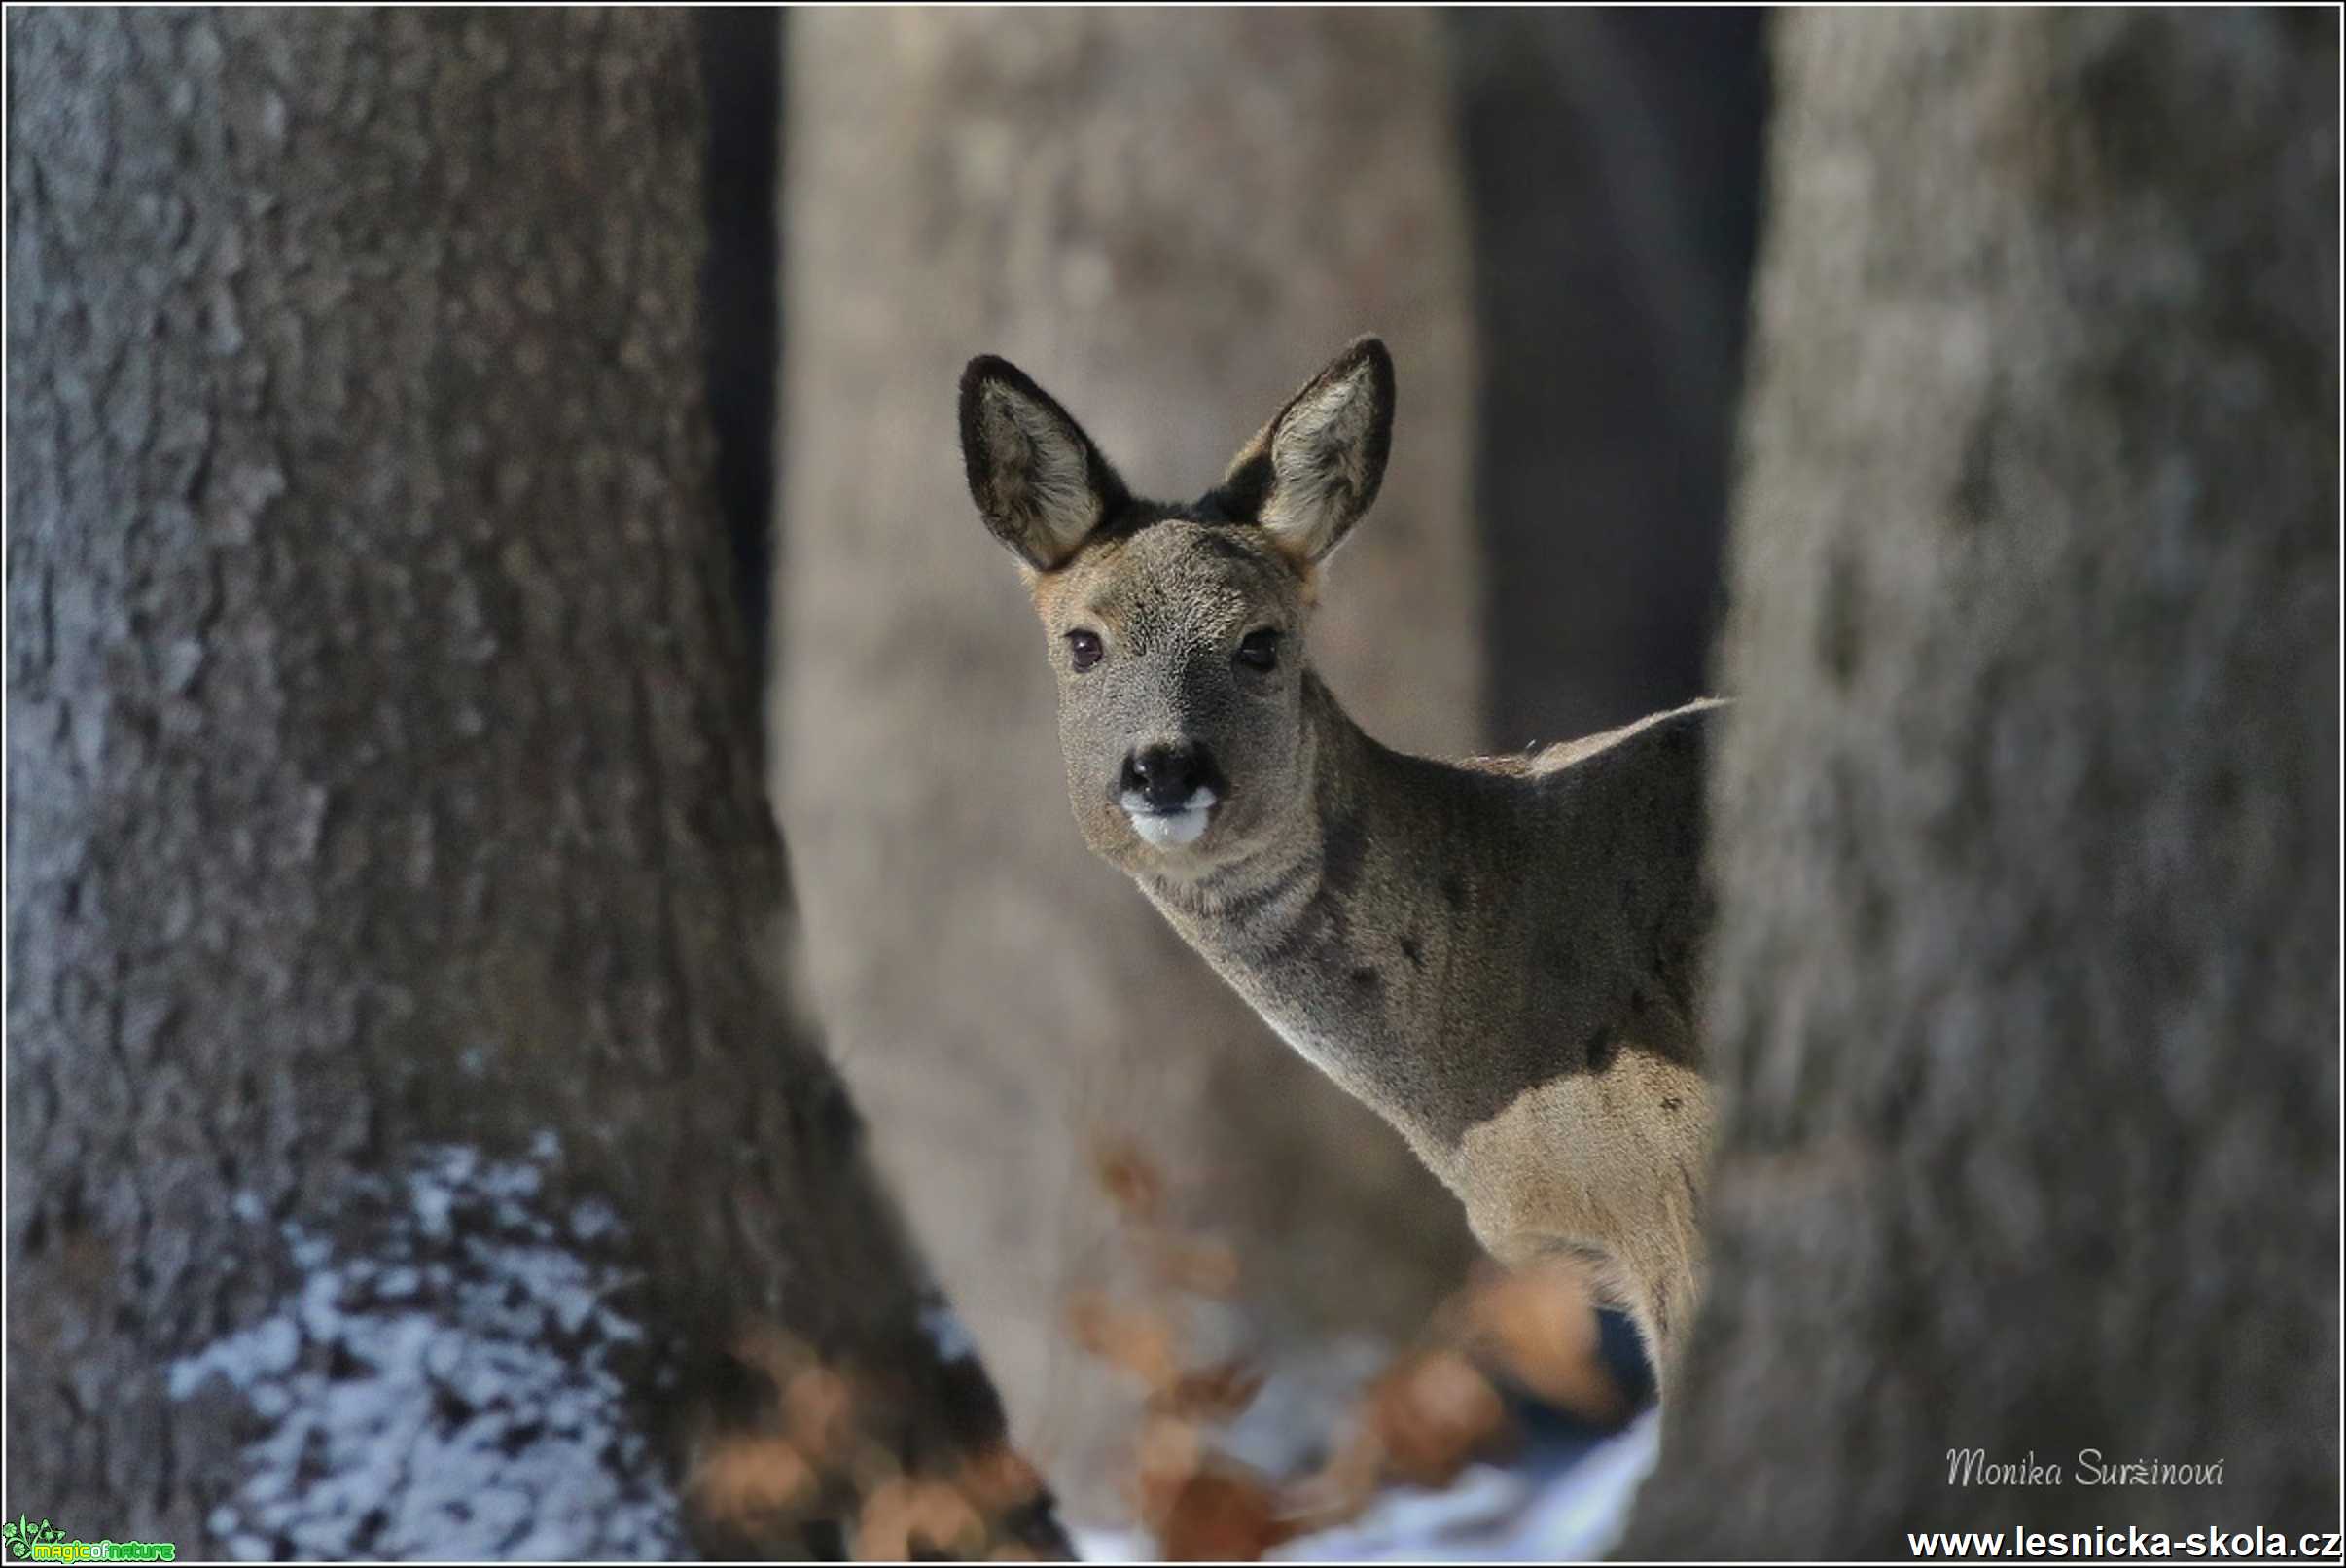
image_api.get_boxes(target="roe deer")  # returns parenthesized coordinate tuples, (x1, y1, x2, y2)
(957, 338, 1718, 1387)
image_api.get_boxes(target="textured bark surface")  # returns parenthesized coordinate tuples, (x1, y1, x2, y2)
(8, 12, 1049, 1557)
(1627, 11, 2338, 1553)
(777, 9, 1481, 1519)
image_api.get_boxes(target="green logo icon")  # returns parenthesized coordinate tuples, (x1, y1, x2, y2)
(0, 1519, 174, 1562)
(2, 1519, 62, 1560)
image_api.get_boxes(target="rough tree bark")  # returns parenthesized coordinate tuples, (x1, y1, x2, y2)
(7, 11, 1053, 1558)
(1627, 10, 2338, 1554)
(777, 9, 1481, 1519)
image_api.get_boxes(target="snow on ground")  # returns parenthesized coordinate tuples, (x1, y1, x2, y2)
(167, 1135, 1662, 1561)
(1077, 1298, 1661, 1562)
(1075, 1410, 1660, 1562)
(1276, 1411, 1660, 1561)
(167, 1140, 681, 1560)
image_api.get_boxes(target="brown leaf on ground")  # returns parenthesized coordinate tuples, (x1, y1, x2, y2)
(1150, 1357, 1265, 1424)
(727, 1323, 809, 1392)
(1077, 1123, 1620, 1558)
(1067, 1288, 1183, 1393)
(782, 1363, 858, 1463)
(1465, 1259, 1628, 1425)
(689, 1432, 818, 1529)
(1091, 1137, 1165, 1225)
(855, 1475, 987, 1561)
(958, 1442, 1049, 1515)
(1365, 1347, 1510, 1488)
(1159, 1464, 1295, 1562)
(1131, 1413, 1205, 1526)
(1278, 1418, 1387, 1536)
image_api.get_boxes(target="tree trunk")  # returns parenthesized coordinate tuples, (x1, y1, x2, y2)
(1449, 9, 1765, 745)
(777, 9, 1481, 1520)
(6, 11, 1053, 1558)
(1627, 10, 2337, 1554)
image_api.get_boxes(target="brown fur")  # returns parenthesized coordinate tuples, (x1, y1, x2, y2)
(959, 339, 1719, 1385)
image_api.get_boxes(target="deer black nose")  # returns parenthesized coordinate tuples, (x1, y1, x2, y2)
(1122, 743, 1213, 812)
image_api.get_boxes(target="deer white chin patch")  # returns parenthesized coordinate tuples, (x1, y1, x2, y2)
(1122, 788, 1218, 850)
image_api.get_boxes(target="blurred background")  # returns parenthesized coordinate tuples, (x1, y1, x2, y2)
(706, 7, 1764, 1525)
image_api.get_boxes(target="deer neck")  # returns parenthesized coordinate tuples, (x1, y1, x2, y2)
(1136, 670, 1450, 1151)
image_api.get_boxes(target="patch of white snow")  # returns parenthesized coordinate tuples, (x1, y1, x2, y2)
(168, 1141, 681, 1559)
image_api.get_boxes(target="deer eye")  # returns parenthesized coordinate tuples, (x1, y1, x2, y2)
(1066, 629, 1104, 672)
(1235, 628, 1282, 672)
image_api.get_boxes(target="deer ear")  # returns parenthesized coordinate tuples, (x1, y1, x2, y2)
(1222, 336, 1395, 565)
(959, 356, 1127, 571)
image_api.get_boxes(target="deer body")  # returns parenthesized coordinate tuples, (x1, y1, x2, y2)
(957, 339, 1717, 1381)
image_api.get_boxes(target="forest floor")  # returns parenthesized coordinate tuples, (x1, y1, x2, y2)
(1076, 1408, 1658, 1561)
(1059, 1140, 1660, 1561)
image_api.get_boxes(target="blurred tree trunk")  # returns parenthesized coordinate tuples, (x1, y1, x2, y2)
(1628, 10, 2337, 1554)
(779, 9, 1481, 1519)
(6, 11, 1055, 1558)
(1449, 9, 1764, 745)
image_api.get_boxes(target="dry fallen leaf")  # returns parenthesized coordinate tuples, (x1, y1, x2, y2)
(958, 1442, 1049, 1515)
(856, 1475, 988, 1561)
(1092, 1136, 1165, 1225)
(1159, 1464, 1293, 1562)
(1278, 1416, 1387, 1536)
(1131, 1412, 1205, 1525)
(1067, 1289, 1184, 1393)
(783, 1364, 857, 1463)
(1152, 1357, 1265, 1424)
(1075, 1121, 1621, 1560)
(1366, 1347, 1510, 1488)
(691, 1432, 817, 1527)
(1465, 1259, 1627, 1424)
